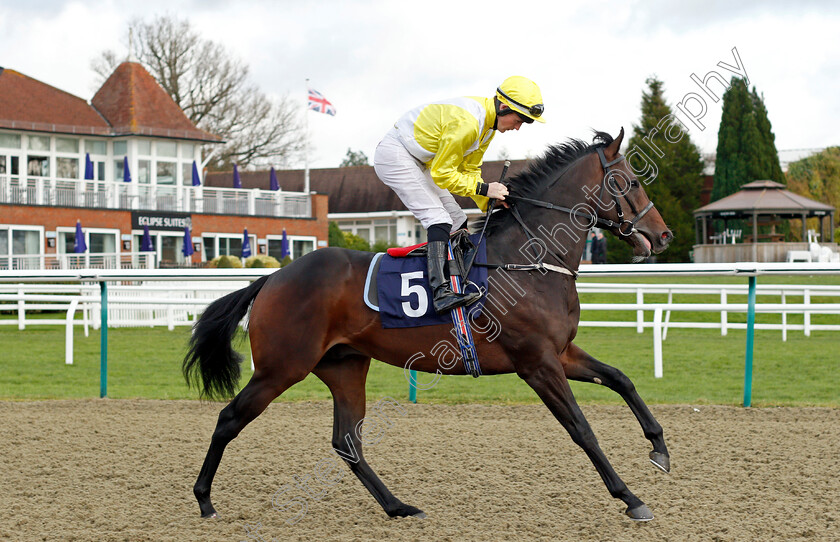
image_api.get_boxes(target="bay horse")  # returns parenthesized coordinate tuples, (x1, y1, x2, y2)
(184, 128, 674, 522)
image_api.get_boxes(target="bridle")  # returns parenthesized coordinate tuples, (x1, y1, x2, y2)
(484, 146, 656, 278)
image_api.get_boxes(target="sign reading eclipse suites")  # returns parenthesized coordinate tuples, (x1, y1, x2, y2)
(131, 211, 192, 231)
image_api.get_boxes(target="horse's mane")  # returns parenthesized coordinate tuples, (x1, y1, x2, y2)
(473, 131, 614, 236)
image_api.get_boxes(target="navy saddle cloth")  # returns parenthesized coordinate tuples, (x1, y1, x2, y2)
(364, 234, 488, 329)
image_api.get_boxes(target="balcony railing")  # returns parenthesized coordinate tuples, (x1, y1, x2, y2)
(0, 252, 156, 271)
(0, 174, 311, 218)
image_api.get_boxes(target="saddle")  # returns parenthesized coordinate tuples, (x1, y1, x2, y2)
(364, 230, 487, 377)
(386, 229, 479, 280)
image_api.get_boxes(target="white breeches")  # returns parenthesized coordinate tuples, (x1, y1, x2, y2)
(373, 128, 466, 232)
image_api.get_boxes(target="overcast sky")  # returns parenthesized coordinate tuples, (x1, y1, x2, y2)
(1, 0, 838, 169)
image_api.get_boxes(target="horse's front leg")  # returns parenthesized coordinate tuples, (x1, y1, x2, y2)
(518, 353, 654, 521)
(561, 342, 670, 473)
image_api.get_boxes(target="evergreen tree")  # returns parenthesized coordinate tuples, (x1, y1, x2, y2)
(712, 78, 783, 201)
(712, 78, 750, 201)
(606, 77, 705, 263)
(751, 88, 784, 183)
(328, 221, 346, 247)
(339, 148, 369, 167)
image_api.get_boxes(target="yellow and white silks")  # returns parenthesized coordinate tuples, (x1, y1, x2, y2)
(374, 96, 495, 232)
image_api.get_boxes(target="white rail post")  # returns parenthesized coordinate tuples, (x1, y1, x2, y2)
(65, 298, 79, 365)
(17, 286, 25, 330)
(804, 289, 811, 337)
(653, 308, 663, 378)
(636, 289, 644, 333)
(781, 291, 787, 342)
(720, 290, 728, 336)
(167, 305, 175, 331)
(662, 290, 673, 341)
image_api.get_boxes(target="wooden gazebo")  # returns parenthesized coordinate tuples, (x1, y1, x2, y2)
(693, 180, 836, 263)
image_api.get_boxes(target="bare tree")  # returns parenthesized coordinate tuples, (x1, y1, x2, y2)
(92, 15, 304, 171)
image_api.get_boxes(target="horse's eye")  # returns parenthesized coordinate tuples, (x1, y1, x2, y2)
(630, 180, 639, 188)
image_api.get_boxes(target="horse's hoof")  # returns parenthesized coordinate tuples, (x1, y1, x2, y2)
(625, 504, 654, 521)
(389, 504, 426, 519)
(201, 511, 219, 519)
(649, 451, 670, 473)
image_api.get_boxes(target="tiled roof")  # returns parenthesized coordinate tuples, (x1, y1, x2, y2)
(92, 62, 221, 143)
(205, 160, 530, 214)
(0, 67, 111, 135)
(0, 63, 220, 142)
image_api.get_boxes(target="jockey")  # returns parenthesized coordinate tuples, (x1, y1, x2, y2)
(374, 76, 545, 314)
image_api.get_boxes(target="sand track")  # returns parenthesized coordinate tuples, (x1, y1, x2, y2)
(1, 400, 838, 541)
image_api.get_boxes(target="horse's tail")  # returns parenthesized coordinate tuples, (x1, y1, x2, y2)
(183, 275, 271, 401)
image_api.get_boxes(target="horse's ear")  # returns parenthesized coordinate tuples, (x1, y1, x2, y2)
(606, 127, 624, 157)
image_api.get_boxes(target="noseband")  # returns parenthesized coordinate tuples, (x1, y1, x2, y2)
(594, 147, 655, 237)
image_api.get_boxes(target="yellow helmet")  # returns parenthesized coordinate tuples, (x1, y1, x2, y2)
(496, 76, 545, 124)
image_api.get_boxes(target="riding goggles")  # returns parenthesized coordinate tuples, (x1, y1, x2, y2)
(496, 87, 544, 118)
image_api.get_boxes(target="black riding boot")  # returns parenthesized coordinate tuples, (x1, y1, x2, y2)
(427, 240, 481, 314)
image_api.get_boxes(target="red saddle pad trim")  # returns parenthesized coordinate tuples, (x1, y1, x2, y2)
(386, 242, 428, 258)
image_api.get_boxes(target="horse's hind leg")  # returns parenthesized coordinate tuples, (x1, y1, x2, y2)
(313, 352, 426, 519)
(561, 342, 670, 473)
(194, 370, 303, 518)
(520, 354, 653, 521)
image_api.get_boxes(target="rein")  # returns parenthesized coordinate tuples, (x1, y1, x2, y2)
(475, 145, 657, 279)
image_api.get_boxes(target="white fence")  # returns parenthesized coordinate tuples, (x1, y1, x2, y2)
(1, 263, 839, 376)
(577, 282, 840, 340)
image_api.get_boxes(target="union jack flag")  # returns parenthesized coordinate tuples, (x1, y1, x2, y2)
(307, 88, 336, 116)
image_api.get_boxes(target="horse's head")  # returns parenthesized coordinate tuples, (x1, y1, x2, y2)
(585, 128, 673, 260)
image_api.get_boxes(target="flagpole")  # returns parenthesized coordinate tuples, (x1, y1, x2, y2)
(304, 78, 310, 195)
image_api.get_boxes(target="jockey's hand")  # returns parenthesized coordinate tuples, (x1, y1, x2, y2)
(487, 182, 509, 200)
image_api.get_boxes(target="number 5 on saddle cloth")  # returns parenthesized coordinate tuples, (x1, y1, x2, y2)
(363, 231, 488, 376)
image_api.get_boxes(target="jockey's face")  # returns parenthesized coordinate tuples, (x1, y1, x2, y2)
(497, 106, 526, 133)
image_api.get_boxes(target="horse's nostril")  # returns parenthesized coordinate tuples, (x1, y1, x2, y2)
(661, 231, 674, 243)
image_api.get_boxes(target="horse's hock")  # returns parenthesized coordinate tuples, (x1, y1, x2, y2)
(2, 399, 838, 541)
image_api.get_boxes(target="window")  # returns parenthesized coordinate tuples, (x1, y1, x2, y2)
(0, 156, 20, 176)
(222, 236, 243, 257)
(202, 236, 216, 260)
(89, 232, 116, 253)
(27, 156, 49, 176)
(157, 141, 177, 158)
(267, 239, 286, 260)
(114, 160, 125, 181)
(0, 133, 21, 149)
(12, 230, 40, 254)
(204, 235, 243, 257)
(181, 143, 195, 159)
(56, 137, 78, 153)
(61, 232, 76, 254)
(85, 140, 106, 155)
(138, 160, 151, 183)
(161, 235, 179, 263)
(113, 141, 127, 155)
(56, 157, 79, 179)
(156, 161, 176, 184)
(137, 140, 152, 156)
(182, 162, 193, 185)
(292, 239, 315, 259)
(28, 135, 50, 151)
(134, 234, 155, 252)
